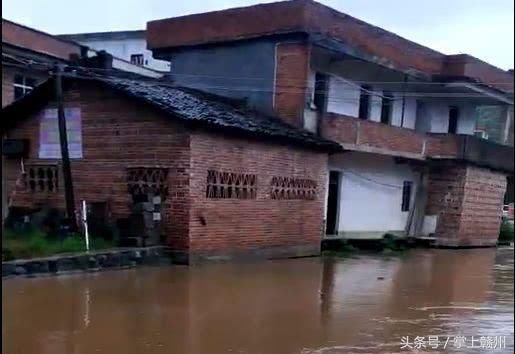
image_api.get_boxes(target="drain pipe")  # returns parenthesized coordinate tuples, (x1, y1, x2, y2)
(405, 170, 426, 237)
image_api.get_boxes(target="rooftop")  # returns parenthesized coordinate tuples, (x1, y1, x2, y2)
(147, 0, 513, 93)
(58, 30, 145, 42)
(2, 19, 83, 60)
(2, 69, 340, 152)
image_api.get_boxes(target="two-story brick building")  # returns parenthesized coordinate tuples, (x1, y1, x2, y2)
(147, 0, 514, 247)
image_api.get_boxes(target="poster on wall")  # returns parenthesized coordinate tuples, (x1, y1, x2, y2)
(39, 107, 83, 159)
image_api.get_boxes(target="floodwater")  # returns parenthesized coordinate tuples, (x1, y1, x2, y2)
(3, 248, 514, 354)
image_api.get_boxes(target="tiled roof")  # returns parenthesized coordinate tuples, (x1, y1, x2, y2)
(2, 71, 341, 152)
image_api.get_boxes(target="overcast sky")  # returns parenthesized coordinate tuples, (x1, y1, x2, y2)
(2, 0, 514, 70)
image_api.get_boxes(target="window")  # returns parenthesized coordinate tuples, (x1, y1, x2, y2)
(448, 106, 459, 134)
(380, 92, 393, 124)
(358, 85, 371, 120)
(401, 181, 413, 212)
(39, 108, 83, 159)
(270, 176, 317, 200)
(313, 72, 328, 112)
(14, 74, 36, 100)
(130, 54, 144, 66)
(126, 167, 169, 199)
(206, 170, 257, 199)
(23, 165, 59, 193)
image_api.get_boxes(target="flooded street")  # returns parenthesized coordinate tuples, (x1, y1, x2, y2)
(3, 248, 514, 354)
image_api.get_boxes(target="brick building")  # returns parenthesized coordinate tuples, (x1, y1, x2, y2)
(2, 70, 339, 263)
(146, 0, 514, 247)
(2, 0, 514, 256)
(1, 19, 166, 223)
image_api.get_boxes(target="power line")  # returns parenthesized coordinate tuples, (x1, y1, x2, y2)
(4, 54, 514, 86)
(3, 57, 513, 102)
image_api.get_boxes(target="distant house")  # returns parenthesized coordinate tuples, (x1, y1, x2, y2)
(58, 30, 170, 72)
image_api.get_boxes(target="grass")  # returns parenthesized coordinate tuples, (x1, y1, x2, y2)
(2, 227, 115, 261)
(499, 218, 514, 242)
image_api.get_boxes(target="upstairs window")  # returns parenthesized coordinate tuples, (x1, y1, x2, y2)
(14, 74, 36, 100)
(448, 106, 459, 134)
(358, 85, 371, 120)
(130, 54, 144, 66)
(312, 72, 328, 113)
(380, 92, 393, 124)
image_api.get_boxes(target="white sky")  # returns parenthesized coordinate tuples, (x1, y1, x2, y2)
(2, 0, 514, 70)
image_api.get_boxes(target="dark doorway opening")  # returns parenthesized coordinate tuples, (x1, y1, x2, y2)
(448, 106, 459, 134)
(326, 171, 340, 235)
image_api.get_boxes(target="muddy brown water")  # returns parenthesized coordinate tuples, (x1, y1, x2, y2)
(3, 248, 514, 354)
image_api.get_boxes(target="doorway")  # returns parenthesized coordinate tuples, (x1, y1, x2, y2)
(326, 171, 341, 235)
(448, 106, 459, 134)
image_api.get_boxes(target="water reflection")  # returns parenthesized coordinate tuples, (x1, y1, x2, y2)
(3, 248, 514, 354)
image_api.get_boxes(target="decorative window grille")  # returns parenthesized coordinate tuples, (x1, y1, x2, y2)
(206, 170, 257, 199)
(24, 165, 59, 193)
(126, 167, 169, 198)
(270, 176, 317, 200)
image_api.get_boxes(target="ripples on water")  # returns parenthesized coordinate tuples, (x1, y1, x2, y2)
(3, 248, 514, 354)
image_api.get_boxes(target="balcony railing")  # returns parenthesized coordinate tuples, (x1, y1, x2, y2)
(320, 113, 514, 173)
(320, 113, 426, 159)
(426, 134, 514, 173)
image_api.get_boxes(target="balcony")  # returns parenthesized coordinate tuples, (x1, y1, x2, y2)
(320, 113, 515, 173)
(426, 134, 514, 173)
(320, 113, 426, 160)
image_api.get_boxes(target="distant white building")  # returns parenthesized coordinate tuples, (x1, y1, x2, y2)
(59, 30, 171, 72)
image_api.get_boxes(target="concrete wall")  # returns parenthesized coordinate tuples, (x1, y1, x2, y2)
(77, 38, 170, 72)
(166, 39, 277, 115)
(328, 152, 420, 238)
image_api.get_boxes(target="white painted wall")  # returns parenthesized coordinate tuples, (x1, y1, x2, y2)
(78, 38, 170, 72)
(324, 74, 417, 129)
(326, 76, 361, 117)
(329, 152, 420, 235)
(416, 101, 476, 134)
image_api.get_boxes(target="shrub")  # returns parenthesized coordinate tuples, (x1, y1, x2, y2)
(499, 219, 514, 242)
(2, 227, 115, 260)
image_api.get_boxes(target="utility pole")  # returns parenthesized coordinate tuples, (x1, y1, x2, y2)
(54, 64, 77, 231)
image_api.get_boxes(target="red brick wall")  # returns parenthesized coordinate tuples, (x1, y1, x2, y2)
(188, 131, 327, 254)
(425, 134, 461, 158)
(2, 67, 15, 107)
(459, 166, 507, 246)
(4, 82, 191, 250)
(2, 66, 48, 107)
(2, 20, 82, 60)
(273, 42, 310, 128)
(320, 113, 425, 156)
(426, 163, 507, 247)
(442, 54, 513, 93)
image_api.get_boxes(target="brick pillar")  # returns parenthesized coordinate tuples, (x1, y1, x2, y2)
(273, 41, 310, 128)
(426, 162, 508, 247)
